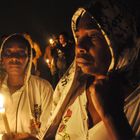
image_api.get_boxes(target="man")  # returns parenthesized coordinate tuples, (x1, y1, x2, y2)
(0, 34, 53, 140)
(43, 0, 140, 139)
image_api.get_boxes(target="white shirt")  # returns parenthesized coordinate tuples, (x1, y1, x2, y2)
(0, 75, 53, 139)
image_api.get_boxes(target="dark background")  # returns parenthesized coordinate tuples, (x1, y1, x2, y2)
(0, 0, 140, 51)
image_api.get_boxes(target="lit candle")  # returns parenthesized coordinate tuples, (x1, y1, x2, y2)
(46, 59, 49, 64)
(0, 94, 11, 134)
(49, 38, 54, 45)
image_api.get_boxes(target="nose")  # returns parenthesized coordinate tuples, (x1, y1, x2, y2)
(76, 37, 89, 54)
(76, 44, 87, 54)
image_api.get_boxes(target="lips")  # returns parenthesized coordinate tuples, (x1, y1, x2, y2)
(76, 58, 92, 64)
(76, 54, 93, 64)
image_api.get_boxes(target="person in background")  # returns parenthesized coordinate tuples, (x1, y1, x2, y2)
(57, 32, 75, 78)
(24, 34, 42, 76)
(44, 35, 60, 88)
(0, 33, 53, 140)
(32, 42, 42, 76)
(43, 0, 140, 139)
(31, 47, 38, 75)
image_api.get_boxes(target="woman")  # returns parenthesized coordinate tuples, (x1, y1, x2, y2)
(43, 0, 140, 139)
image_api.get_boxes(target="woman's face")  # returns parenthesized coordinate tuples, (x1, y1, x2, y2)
(75, 28, 111, 76)
(59, 35, 66, 45)
(2, 43, 29, 76)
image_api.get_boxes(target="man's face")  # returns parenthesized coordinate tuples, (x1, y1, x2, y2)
(2, 43, 29, 76)
(75, 29, 111, 76)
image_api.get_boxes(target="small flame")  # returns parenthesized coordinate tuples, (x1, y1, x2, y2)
(0, 94, 5, 113)
(49, 38, 54, 45)
(46, 59, 49, 64)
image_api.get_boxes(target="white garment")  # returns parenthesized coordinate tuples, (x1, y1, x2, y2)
(0, 34, 54, 139)
(55, 85, 140, 140)
(0, 75, 53, 139)
(55, 85, 109, 140)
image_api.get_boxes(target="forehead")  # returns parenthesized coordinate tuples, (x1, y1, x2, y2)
(59, 34, 65, 39)
(3, 42, 28, 51)
(76, 29, 101, 37)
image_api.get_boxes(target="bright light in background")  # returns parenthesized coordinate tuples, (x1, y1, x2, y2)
(49, 38, 54, 45)
(46, 59, 49, 64)
(46, 59, 51, 68)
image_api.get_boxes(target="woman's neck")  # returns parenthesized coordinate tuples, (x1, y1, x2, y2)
(7, 75, 24, 94)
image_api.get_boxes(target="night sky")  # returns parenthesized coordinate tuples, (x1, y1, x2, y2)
(0, 0, 140, 50)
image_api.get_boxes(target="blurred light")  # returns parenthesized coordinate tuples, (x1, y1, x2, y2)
(46, 59, 50, 64)
(49, 38, 54, 45)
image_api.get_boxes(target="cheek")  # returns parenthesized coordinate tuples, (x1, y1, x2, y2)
(20, 58, 29, 67)
(1, 59, 8, 67)
(96, 48, 111, 73)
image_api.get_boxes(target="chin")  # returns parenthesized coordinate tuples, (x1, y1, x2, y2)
(8, 70, 23, 75)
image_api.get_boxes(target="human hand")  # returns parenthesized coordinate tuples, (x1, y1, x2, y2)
(88, 73, 135, 140)
(88, 74, 124, 118)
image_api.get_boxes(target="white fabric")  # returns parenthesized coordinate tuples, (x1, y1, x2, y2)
(42, 61, 139, 140)
(0, 75, 53, 139)
(55, 84, 140, 140)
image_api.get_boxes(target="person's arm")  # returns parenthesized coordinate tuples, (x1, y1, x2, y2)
(88, 75, 135, 140)
(100, 112, 135, 140)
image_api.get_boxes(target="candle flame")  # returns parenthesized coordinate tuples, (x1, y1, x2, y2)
(49, 38, 54, 45)
(46, 59, 49, 64)
(0, 94, 5, 113)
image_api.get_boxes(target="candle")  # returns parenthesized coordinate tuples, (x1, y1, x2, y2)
(0, 94, 11, 134)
